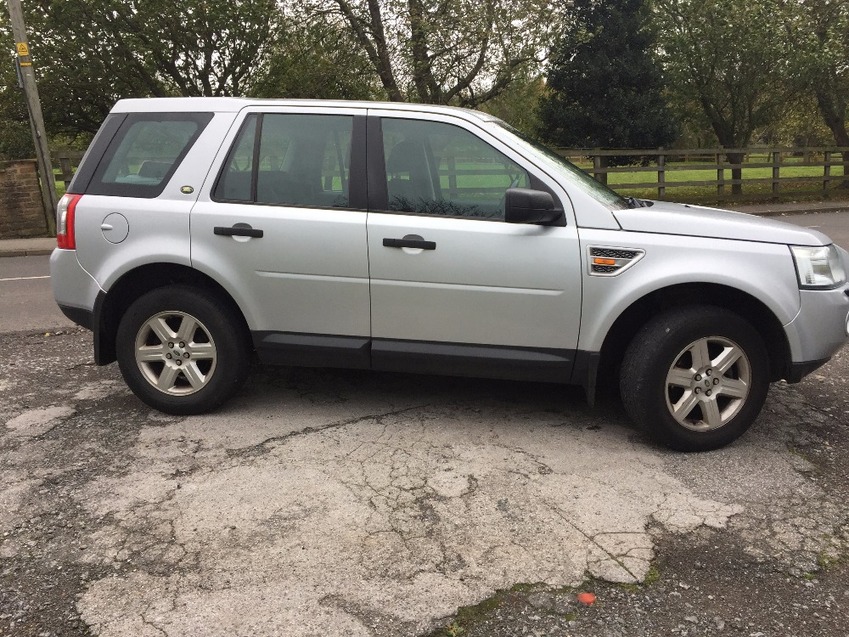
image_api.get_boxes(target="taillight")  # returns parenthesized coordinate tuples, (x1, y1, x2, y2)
(56, 193, 82, 249)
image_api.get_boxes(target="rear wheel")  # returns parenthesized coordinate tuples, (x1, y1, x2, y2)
(620, 306, 770, 451)
(116, 286, 250, 415)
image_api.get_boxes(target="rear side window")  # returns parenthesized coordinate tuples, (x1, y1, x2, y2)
(213, 113, 354, 209)
(87, 113, 212, 198)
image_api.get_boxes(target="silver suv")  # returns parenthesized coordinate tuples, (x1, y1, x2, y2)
(51, 98, 849, 451)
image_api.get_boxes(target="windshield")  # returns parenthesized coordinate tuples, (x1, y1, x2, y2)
(495, 123, 629, 210)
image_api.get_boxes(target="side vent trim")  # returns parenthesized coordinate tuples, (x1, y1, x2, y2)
(588, 246, 645, 276)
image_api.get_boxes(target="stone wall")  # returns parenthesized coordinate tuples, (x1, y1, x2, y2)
(0, 160, 49, 238)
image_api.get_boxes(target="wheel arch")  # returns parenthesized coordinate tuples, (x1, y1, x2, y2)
(595, 283, 790, 391)
(93, 263, 248, 365)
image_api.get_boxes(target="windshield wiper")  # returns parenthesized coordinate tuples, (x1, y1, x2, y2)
(624, 197, 653, 208)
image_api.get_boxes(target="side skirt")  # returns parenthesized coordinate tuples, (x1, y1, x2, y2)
(253, 331, 582, 384)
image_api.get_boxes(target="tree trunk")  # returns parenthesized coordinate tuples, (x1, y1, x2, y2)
(815, 88, 849, 189)
(726, 151, 744, 196)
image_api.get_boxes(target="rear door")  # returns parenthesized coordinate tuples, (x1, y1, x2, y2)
(366, 111, 583, 381)
(190, 106, 371, 367)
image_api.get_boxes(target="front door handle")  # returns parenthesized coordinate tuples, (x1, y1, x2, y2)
(383, 235, 436, 250)
(214, 223, 264, 238)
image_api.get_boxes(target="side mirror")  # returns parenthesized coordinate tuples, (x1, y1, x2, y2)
(504, 188, 562, 225)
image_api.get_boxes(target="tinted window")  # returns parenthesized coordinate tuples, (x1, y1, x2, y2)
(213, 115, 257, 202)
(89, 113, 212, 198)
(213, 114, 353, 209)
(381, 118, 529, 220)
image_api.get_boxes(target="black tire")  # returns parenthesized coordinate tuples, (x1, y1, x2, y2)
(116, 285, 251, 415)
(620, 306, 770, 451)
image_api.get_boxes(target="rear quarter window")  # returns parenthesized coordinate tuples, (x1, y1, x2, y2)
(85, 113, 213, 198)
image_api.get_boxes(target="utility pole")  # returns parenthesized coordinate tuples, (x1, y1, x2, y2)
(6, 0, 57, 235)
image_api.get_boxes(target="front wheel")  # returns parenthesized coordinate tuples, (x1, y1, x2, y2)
(116, 285, 251, 415)
(620, 306, 770, 451)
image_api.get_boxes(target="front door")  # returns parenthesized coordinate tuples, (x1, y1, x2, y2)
(366, 113, 583, 381)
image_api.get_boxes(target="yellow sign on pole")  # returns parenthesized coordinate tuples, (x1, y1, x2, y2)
(15, 41, 29, 57)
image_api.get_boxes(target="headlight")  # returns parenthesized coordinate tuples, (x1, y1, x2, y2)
(790, 245, 846, 289)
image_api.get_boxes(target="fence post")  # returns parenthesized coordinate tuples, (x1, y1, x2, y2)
(592, 151, 606, 184)
(716, 153, 724, 198)
(823, 151, 831, 194)
(771, 151, 781, 198)
(59, 156, 73, 188)
(657, 150, 666, 199)
(447, 154, 458, 198)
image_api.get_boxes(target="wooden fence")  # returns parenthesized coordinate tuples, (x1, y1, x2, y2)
(55, 146, 849, 202)
(554, 147, 849, 200)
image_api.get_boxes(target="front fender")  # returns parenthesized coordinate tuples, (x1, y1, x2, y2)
(577, 229, 801, 353)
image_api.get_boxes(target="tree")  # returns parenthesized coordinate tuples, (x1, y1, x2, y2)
(478, 75, 547, 137)
(251, 13, 379, 100)
(304, 0, 564, 106)
(783, 0, 849, 188)
(537, 0, 678, 165)
(656, 0, 790, 193)
(1, 0, 283, 135)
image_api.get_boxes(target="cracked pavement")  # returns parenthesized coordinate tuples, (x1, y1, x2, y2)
(1, 328, 848, 636)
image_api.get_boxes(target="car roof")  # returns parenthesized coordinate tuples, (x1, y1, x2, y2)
(111, 97, 499, 123)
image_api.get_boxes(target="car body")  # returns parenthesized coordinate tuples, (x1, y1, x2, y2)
(51, 98, 849, 450)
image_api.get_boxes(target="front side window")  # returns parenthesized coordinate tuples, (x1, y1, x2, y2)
(496, 122, 628, 209)
(214, 113, 353, 209)
(90, 113, 212, 197)
(381, 118, 530, 220)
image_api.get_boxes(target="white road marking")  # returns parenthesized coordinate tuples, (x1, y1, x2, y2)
(0, 275, 50, 282)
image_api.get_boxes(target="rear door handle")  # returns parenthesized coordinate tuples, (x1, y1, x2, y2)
(383, 235, 436, 250)
(214, 224, 263, 238)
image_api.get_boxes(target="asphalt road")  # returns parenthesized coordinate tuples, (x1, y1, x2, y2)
(2, 211, 849, 637)
(775, 209, 849, 247)
(0, 255, 72, 332)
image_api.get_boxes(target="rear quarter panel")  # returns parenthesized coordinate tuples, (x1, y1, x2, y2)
(74, 112, 237, 291)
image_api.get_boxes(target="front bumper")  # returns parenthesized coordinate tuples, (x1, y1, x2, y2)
(783, 284, 849, 379)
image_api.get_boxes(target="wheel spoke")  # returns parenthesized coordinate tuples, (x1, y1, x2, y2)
(188, 342, 215, 360)
(667, 367, 694, 388)
(688, 339, 711, 371)
(148, 317, 176, 344)
(156, 365, 180, 391)
(137, 345, 166, 362)
(176, 315, 199, 343)
(720, 377, 748, 399)
(702, 398, 722, 428)
(713, 345, 742, 375)
(181, 362, 206, 389)
(672, 390, 700, 421)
